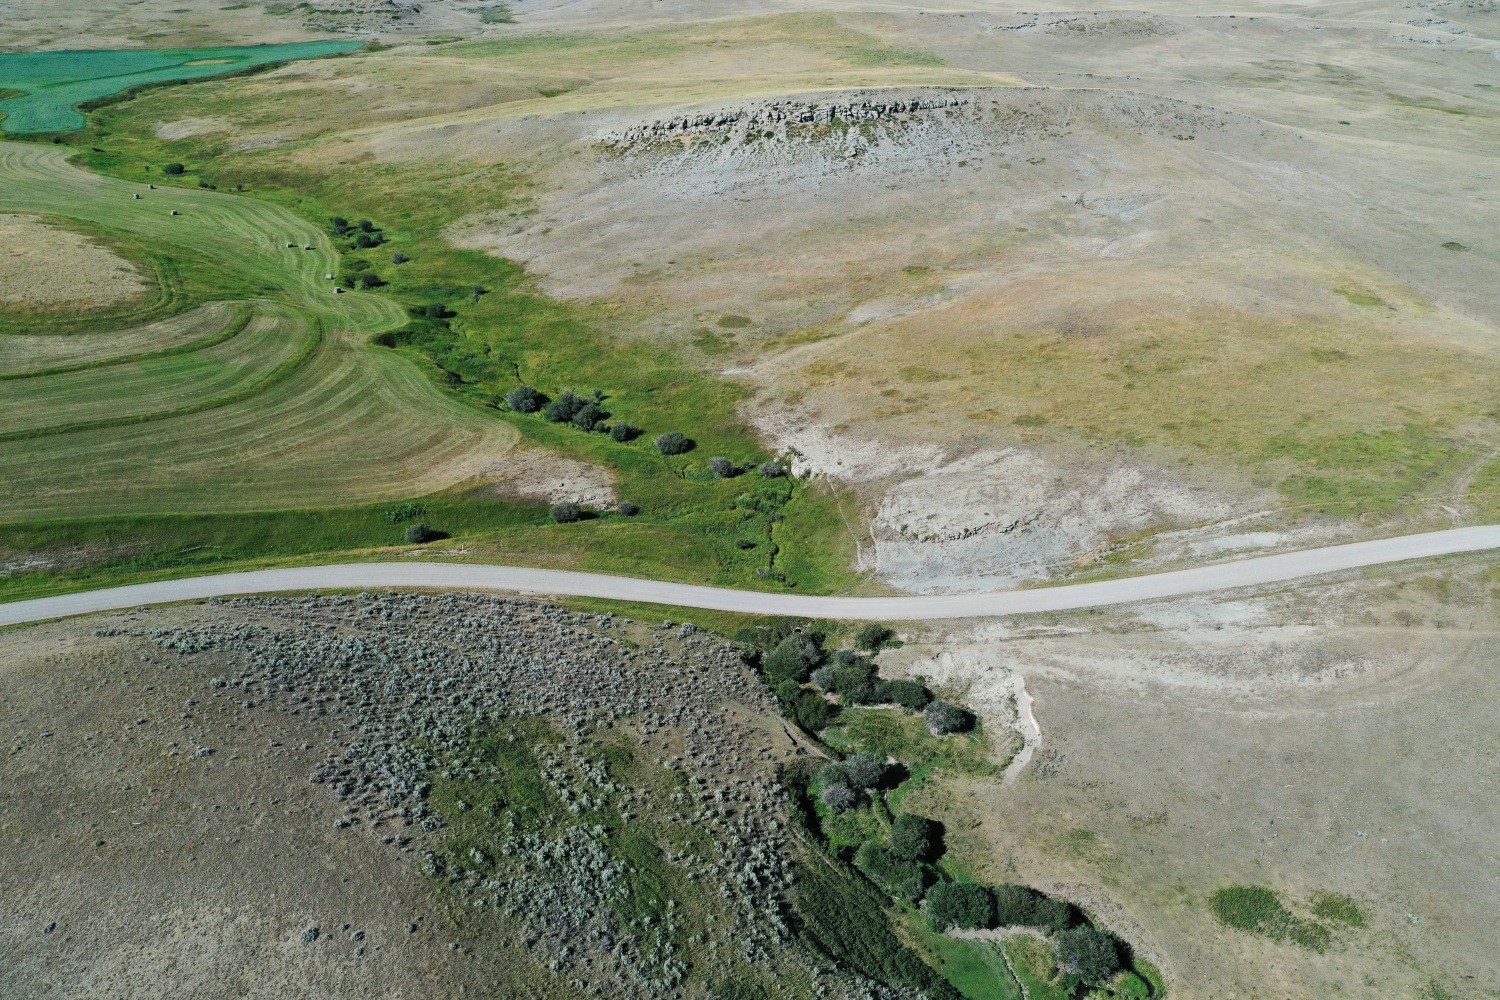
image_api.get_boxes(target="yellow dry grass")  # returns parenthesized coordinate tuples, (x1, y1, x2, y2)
(0, 214, 147, 311)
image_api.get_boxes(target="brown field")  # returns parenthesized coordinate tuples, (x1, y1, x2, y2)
(0, 214, 148, 312)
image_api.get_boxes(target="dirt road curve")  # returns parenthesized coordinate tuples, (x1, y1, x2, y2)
(5, 526, 1500, 626)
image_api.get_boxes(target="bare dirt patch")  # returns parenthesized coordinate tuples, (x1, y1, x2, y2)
(469, 447, 617, 507)
(0, 214, 148, 313)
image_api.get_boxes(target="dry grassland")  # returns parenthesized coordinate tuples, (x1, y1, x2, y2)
(885, 556, 1500, 999)
(0, 214, 147, 311)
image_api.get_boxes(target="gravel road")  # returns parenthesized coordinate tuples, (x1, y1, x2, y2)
(4, 526, 1500, 626)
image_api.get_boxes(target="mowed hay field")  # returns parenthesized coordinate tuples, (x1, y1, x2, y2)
(0, 142, 519, 518)
(0, 300, 241, 372)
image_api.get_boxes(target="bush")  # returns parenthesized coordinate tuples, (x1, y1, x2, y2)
(815, 762, 849, 788)
(330, 215, 350, 234)
(924, 700, 967, 735)
(392, 251, 407, 264)
(878, 679, 932, 712)
(162, 162, 185, 175)
(617, 501, 639, 517)
(355, 232, 383, 248)
(550, 502, 583, 523)
(763, 633, 823, 685)
(992, 884, 1073, 931)
(358, 272, 384, 289)
(572, 402, 608, 431)
(842, 752, 885, 789)
(795, 692, 833, 732)
(810, 665, 838, 691)
(1052, 928, 1120, 984)
(503, 385, 543, 413)
(610, 422, 641, 442)
(759, 461, 787, 478)
(543, 390, 588, 423)
(832, 664, 879, 704)
(655, 431, 693, 455)
(854, 623, 895, 650)
(358, 219, 375, 232)
(710, 456, 736, 477)
(820, 782, 858, 812)
(855, 841, 928, 901)
(890, 814, 938, 862)
(404, 522, 436, 544)
(925, 882, 993, 931)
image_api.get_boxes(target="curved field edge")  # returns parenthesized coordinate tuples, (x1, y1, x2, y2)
(0, 306, 319, 441)
(0, 302, 253, 379)
(0, 75, 869, 596)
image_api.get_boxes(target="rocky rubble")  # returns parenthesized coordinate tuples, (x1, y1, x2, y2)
(122, 593, 925, 1000)
(604, 91, 971, 147)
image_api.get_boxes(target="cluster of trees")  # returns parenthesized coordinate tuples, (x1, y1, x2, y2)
(744, 623, 954, 736)
(501, 384, 766, 470)
(820, 744, 1134, 995)
(331, 215, 386, 249)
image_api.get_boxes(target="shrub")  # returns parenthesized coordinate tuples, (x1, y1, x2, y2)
(759, 461, 787, 478)
(543, 390, 587, 423)
(358, 219, 375, 233)
(391, 251, 407, 264)
(890, 814, 938, 862)
(1052, 927, 1120, 984)
(832, 664, 879, 704)
(617, 501, 639, 517)
(414, 303, 447, 320)
(924, 700, 967, 735)
(820, 782, 857, 812)
(404, 522, 435, 544)
(763, 633, 823, 684)
(162, 162, 185, 175)
(610, 422, 641, 442)
(330, 215, 349, 234)
(854, 623, 895, 651)
(842, 752, 885, 789)
(655, 431, 693, 455)
(355, 232, 383, 248)
(571, 402, 607, 431)
(810, 665, 838, 691)
(795, 692, 833, 731)
(358, 272, 384, 289)
(550, 502, 583, 523)
(925, 882, 993, 931)
(710, 456, 736, 477)
(992, 884, 1072, 930)
(878, 679, 931, 712)
(855, 842, 928, 901)
(815, 762, 849, 789)
(503, 385, 543, 413)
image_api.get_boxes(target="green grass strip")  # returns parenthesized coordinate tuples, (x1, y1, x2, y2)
(0, 309, 321, 442)
(0, 303, 251, 380)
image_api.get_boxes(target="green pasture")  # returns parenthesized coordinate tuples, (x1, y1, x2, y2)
(0, 42, 359, 134)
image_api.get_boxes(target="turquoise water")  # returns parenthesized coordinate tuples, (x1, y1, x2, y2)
(0, 41, 360, 134)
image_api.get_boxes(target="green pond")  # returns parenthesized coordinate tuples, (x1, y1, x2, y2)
(0, 41, 360, 134)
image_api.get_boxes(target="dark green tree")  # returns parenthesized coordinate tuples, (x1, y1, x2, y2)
(890, 814, 938, 862)
(1053, 928, 1120, 984)
(925, 882, 994, 931)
